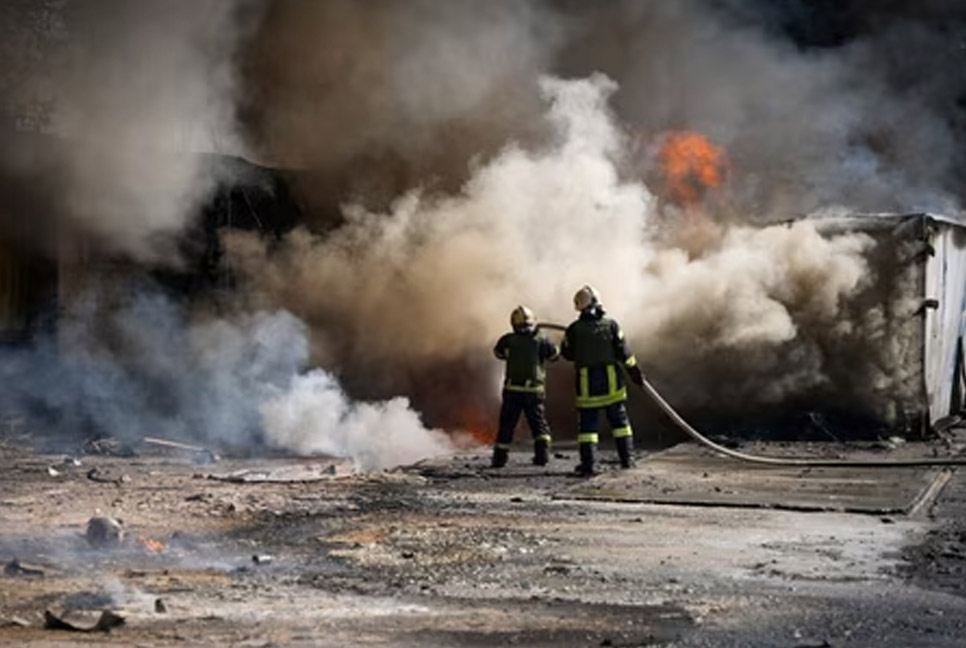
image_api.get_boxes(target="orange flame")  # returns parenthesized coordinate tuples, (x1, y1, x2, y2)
(137, 536, 166, 552)
(658, 131, 726, 206)
(455, 404, 495, 447)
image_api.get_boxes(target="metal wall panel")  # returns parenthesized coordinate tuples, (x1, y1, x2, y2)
(924, 221, 966, 422)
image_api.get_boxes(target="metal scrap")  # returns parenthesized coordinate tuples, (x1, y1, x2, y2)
(142, 436, 219, 464)
(3, 558, 45, 577)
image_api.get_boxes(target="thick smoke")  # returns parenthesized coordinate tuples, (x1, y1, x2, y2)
(3, 0, 963, 455)
(238, 0, 562, 218)
(0, 284, 449, 469)
(553, 1, 962, 217)
(226, 75, 893, 429)
(1, 0, 256, 261)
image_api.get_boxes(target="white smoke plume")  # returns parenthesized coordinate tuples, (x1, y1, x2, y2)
(0, 286, 450, 469)
(260, 371, 452, 471)
(4, 0, 961, 453)
(226, 74, 891, 429)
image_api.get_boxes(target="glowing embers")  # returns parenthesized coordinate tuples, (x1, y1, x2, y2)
(456, 404, 495, 446)
(657, 131, 727, 207)
(137, 536, 167, 553)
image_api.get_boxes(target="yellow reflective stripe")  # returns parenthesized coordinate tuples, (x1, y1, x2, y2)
(617, 328, 625, 340)
(624, 356, 638, 368)
(495, 443, 511, 449)
(612, 426, 633, 439)
(575, 389, 627, 408)
(579, 367, 589, 400)
(606, 365, 617, 393)
(504, 382, 545, 393)
(535, 434, 551, 443)
(577, 433, 599, 444)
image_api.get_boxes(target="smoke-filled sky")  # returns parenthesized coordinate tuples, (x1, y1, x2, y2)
(1, 0, 964, 461)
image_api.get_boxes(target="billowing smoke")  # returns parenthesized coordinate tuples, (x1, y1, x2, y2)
(0, 0, 257, 261)
(236, 0, 566, 225)
(226, 75, 893, 430)
(0, 286, 449, 469)
(553, 1, 963, 217)
(3, 0, 964, 456)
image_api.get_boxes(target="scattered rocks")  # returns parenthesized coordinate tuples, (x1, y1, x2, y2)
(85, 516, 124, 549)
(44, 609, 125, 633)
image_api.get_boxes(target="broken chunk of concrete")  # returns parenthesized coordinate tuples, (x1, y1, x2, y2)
(3, 558, 45, 577)
(0, 616, 30, 628)
(85, 517, 124, 549)
(86, 468, 130, 486)
(44, 609, 125, 632)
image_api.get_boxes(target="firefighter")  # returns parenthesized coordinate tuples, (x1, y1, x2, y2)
(492, 305, 559, 468)
(561, 285, 644, 476)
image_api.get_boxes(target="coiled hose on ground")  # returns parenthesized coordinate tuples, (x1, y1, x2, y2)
(538, 322, 966, 467)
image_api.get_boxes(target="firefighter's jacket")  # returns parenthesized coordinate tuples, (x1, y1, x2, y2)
(561, 309, 638, 409)
(494, 328, 559, 394)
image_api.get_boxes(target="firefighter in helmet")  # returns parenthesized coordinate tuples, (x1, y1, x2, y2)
(492, 305, 559, 468)
(561, 285, 644, 476)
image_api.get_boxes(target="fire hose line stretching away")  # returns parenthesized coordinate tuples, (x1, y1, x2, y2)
(537, 323, 966, 468)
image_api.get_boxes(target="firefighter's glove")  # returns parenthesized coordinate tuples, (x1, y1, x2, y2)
(627, 365, 645, 388)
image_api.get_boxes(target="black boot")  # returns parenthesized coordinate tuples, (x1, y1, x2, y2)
(532, 439, 549, 466)
(575, 443, 599, 476)
(491, 446, 509, 468)
(616, 436, 635, 469)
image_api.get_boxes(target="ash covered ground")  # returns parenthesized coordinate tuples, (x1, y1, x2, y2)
(3, 435, 966, 647)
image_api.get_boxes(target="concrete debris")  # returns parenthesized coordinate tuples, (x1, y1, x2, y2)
(0, 616, 30, 628)
(3, 558, 45, 577)
(44, 609, 125, 633)
(85, 516, 124, 549)
(252, 554, 274, 565)
(83, 437, 137, 457)
(154, 598, 167, 614)
(207, 462, 350, 483)
(86, 468, 130, 485)
(63, 456, 82, 466)
(46, 466, 60, 477)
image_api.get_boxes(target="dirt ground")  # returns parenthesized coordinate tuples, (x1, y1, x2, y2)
(2, 436, 966, 647)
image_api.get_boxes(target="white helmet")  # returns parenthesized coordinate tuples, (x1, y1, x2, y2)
(573, 285, 600, 311)
(510, 305, 536, 330)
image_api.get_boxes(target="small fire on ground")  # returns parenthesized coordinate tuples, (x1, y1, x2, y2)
(137, 536, 166, 553)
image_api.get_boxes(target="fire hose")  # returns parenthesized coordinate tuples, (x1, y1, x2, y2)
(537, 322, 966, 467)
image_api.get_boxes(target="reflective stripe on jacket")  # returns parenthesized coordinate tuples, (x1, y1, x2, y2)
(561, 310, 638, 408)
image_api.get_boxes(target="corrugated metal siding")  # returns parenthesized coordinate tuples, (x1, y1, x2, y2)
(924, 221, 966, 423)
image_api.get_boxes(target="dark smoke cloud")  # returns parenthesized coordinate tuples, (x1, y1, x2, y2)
(238, 0, 562, 219)
(1, 0, 260, 261)
(3, 0, 964, 456)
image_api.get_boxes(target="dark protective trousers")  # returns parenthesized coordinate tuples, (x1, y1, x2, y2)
(577, 401, 632, 444)
(496, 391, 552, 448)
(577, 401, 634, 471)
